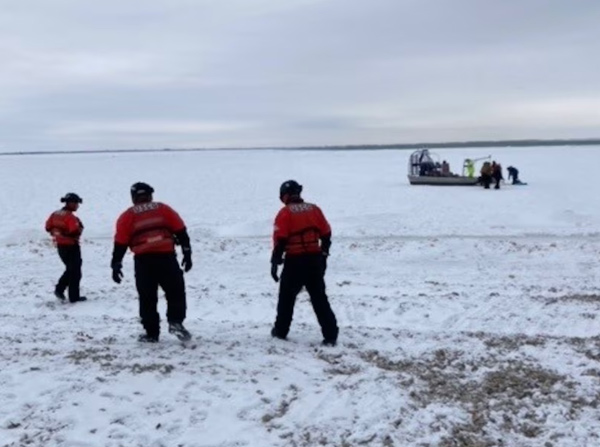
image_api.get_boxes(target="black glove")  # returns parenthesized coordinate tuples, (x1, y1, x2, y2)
(174, 228, 191, 248)
(321, 254, 328, 275)
(111, 261, 123, 284)
(270, 249, 283, 283)
(181, 248, 192, 272)
(271, 262, 280, 283)
(110, 243, 127, 284)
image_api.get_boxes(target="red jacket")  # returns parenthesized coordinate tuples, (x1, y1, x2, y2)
(45, 209, 83, 246)
(273, 201, 331, 256)
(114, 202, 185, 255)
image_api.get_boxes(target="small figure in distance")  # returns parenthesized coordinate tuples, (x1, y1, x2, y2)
(45, 193, 87, 303)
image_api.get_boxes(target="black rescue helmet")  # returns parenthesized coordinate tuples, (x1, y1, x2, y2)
(60, 192, 83, 203)
(280, 180, 302, 199)
(130, 182, 154, 199)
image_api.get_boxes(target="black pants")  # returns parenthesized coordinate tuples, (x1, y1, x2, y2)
(480, 174, 491, 189)
(134, 253, 186, 337)
(493, 174, 502, 189)
(56, 245, 82, 302)
(274, 254, 338, 341)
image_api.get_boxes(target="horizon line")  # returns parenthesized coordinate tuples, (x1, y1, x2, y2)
(1, 137, 600, 156)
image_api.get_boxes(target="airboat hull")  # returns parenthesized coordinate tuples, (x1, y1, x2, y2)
(407, 175, 480, 186)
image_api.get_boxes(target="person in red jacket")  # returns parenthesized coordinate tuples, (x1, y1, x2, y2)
(270, 180, 338, 346)
(110, 182, 193, 343)
(45, 193, 87, 303)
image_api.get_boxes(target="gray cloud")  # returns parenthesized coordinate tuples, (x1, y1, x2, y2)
(1, 0, 599, 151)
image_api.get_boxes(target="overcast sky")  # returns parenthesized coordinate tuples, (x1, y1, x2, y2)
(1, 0, 599, 152)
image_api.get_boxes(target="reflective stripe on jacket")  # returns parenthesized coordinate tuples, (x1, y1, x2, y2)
(114, 202, 185, 255)
(273, 201, 331, 256)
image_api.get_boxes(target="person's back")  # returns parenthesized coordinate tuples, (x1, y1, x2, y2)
(493, 163, 503, 179)
(480, 162, 493, 189)
(274, 201, 330, 257)
(111, 182, 193, 343)
(481, 162, 492, 176)
(115, 201, 184, 255)
(270, 180, 338, 346)
(492, 163, 503, 189)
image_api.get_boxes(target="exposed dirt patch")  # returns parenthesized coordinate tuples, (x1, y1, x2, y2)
(539, 294, 600, 305)
(66, 347, 174, 375)
(565, 336, 600, 362)
(479, 332, 547, 352)
(359, 342, 596, 446)
(262, 384, 299, 425)
(317, 352, 362, 375)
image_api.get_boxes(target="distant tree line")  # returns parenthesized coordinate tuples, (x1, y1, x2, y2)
(290, 138, 600, 151)
(1, 138, 600, 156)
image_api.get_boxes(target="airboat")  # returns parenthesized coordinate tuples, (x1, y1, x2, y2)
(407, 149, 490, 186)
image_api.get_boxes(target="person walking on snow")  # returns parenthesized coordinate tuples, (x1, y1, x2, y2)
(45, 193, 87, 303)
(110, 182, 193, 343)
(270, 180, 339, 346)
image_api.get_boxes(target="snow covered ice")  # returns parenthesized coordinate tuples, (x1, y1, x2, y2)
(1, 146, 600, 447)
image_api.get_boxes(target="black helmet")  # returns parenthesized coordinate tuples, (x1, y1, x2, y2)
(130, 182, 154, 199)
(280, 180, 302, 199)
(60, 192, 82, 203)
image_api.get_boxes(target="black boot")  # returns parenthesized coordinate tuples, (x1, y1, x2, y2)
(271, 327, 286, 340)
(169, 322, 191, 341)
(138, 333, 159, 343)
(69, 296, 87, 303)
(54, 287, 66, 301)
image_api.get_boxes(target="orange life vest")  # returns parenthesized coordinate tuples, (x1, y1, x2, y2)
(45, 209, 82, 246)
(273, 201, 331, 256)
(114, 202, 185, 255)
